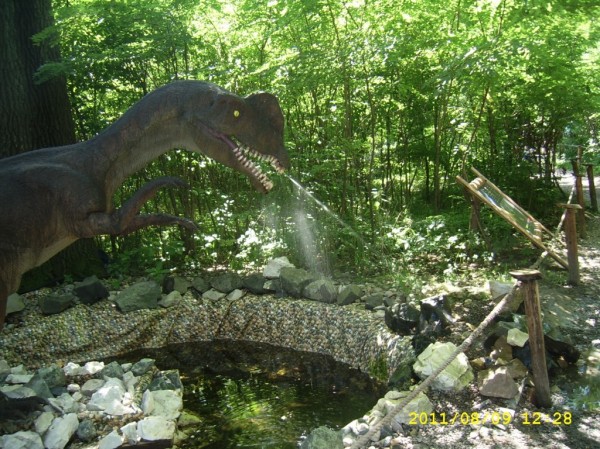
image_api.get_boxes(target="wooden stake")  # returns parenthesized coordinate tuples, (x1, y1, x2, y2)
(559, 204, 582, 286)
(510, 269, 552, 408)
(586, 164, 597, 212)
(575, 174, 587, 238)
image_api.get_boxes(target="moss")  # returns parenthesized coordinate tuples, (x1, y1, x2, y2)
(368, 353, 389, 384)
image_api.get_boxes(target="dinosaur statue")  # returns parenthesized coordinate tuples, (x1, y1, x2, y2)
(0, 80, 289, 329)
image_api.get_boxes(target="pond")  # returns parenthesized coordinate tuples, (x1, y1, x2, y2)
(114, 340, 385, 448)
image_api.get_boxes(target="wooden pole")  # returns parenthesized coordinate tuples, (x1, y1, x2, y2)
(586, 164, 597, 212)
(559, 204, 582, 285)
(575, 174, 587, 238)
(510, 269, 552, 408)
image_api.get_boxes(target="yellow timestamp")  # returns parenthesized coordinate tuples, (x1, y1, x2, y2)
(408, 411, 573, 426)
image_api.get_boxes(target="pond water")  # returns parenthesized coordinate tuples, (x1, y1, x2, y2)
(114, 340, 385, 448)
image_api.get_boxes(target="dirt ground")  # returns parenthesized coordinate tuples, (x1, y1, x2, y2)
(385, 206, 600, 448)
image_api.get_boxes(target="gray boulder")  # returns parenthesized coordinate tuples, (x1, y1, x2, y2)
(337, 285, 363, 305)
(263, 256, 295, 278)
(279, 267, 315, 298)
(300, 426, 343, 449)
(478, 366, 519, 399)
(7, 293, 25, 315)
(115, 281, 161, 312)
(191, 276, 210, 293)
(413, 342, 474, 391)
(38, 293, 76, 315)
(202, 289, 226, 301)
(243, 273, 267, 294)
(1, 431, 44, 449)
(162, 275, 190, 294)
(303, 279, 337, 304)
(211, 272, 243, 293)
(73, 276, 109, 305)
(385, 303, 420, 334)
(36, 365, 66, 390)
(364, 293, 384, 310)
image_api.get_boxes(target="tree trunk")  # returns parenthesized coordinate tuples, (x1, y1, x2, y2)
(0, 0, 105, 291)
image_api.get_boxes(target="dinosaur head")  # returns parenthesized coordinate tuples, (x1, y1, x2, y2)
(185, 82, 290, 193)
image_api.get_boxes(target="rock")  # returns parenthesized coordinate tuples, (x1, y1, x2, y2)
(121, 422, 140, 444)
(76, 419, 98, 442)
(5, 373, 33, 384)
(364, 293, 384, 310)
(211, 272, 243, 293)
(159, 290, 182, 308)
(36, 365, 66, 390)
(81, 378, 105, 396)
(1, 431, 44, 449)
(25, 373, 53, 399)
(191, 276, 210, 293)
(202, 289, 226, 301)
(373, 390, 433, 425)
(263, 256, 295, 278)
(7, 293, 25, 315)
(98, 430, 123, 449)
(226, 289, 245, 301)
(489, 280, 522, 313)
(478, 367, 519, 399)
(505, 358, 529, 379)
(131, 358, 155, 376)
(100, 361, 125, 380)
(82, 361, 105, 375)
(137, 416, 176, 441)
(148, 370, 183, 391)
(303, 279, 337, 304)
(413, 342, 474, 391)
(420, 294, 454, 328)
(38, 293, 76, 315)
(115, 281, 161, 312)
(48, 392, 79, 413)
(87, 378, 128, 414)
(43, 413, 79, 449)
(34, 411, 55, 435)
(279, 267, 315, 298)
(243, 273, 267, 294)
(300, 426, 343, 449)
(162, 276, 190, 294)
(385, 303, 420, 334)
(507, 328, 529, 347)
(73, 275, 109, 305)
(491, 336, 513, 363)
(144, 389, 183, 420)
(337, 285, 363, 305)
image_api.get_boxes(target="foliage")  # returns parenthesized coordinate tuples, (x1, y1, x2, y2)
(37, 0, 600, 276)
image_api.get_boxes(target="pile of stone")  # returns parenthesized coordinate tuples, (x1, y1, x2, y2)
(0, 357, 188, 449)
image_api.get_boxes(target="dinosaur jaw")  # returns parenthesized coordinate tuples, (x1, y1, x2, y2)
(210, 130, 286, 193)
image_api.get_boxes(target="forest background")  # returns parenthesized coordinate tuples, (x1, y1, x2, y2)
(3, 0, 600, 289)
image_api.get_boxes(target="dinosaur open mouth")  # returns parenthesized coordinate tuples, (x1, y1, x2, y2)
(232, 145, 285, 191)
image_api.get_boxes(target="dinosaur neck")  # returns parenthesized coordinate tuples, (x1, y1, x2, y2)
(89, 88, 192, 196)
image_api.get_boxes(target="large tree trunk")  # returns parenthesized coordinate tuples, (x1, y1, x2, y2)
(0, 0, 105, 291)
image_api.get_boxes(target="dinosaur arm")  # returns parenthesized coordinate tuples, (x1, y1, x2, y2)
(80, 177, 197, 237)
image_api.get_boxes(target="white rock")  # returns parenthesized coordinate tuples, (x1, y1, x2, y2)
(121, 422, 140, 444)
(43, 413, 79, 449)
(48, 393, 79, 414)
(507, 328, 529, 347)
(63, 362, 83, 376)
(141, 389, 155, 415)
(10, 364, 27, 375)
(137, 416, 176, 441)
(123, 371, 138, 394)
(413, 342, 474, 391)
(66, 383, 81, 393)
(1, 431, 44, 449)
(147, 390, 183, 420)
(5, 373, 33, 384)
(87, 378, 126, 412)
(82, 361, 104, 375)
(98, 430, 123, 449)
(263, 256, 295, 278)
(81, 378, 105, 396)
(34, 411, 55, 435)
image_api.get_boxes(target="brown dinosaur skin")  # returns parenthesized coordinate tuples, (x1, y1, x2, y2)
(0, 80, 289, 328)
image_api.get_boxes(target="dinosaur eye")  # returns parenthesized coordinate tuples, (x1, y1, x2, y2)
(233, 110, 240, 118)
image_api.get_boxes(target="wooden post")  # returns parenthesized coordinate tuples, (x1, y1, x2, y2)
(575, 174, 587, 238)
(586, 164, 598, 212)
(510, 269, 552, 408)
(559, 204, 582, 285)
